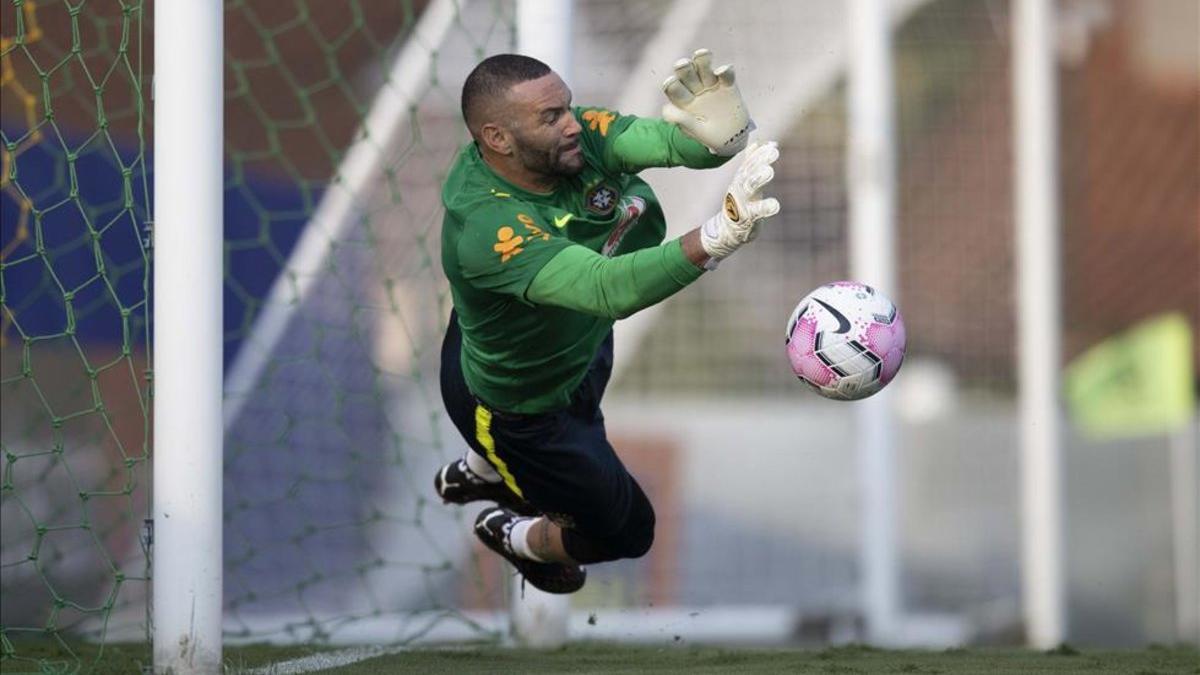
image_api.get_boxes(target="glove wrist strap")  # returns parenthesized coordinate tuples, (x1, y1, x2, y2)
(699, 212, 735, 265)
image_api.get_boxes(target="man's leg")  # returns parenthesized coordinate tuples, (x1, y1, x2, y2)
(523, 473, 656, 565)
(475, 469, 656, 568)
(474, 329, 657, 568)
(464, 398, 657, 593)
(435, 311, 537, 514)
(504, 508, 653, 565)
(519, 517, 572, 562)
(471, 506, 586, 594)
(476, 415, 658, 566)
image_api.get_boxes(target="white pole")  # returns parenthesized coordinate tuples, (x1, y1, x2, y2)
(153, 1, 223, 673)
(1013, 0, 1066, 649)
(510, 0, 574, 649)
(518, 0, 575, 86)
(1170, 419, 1199, 644)
(848, 0, 900, 645)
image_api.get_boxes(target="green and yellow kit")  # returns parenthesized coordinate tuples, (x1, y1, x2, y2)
(441, 107, 730, 413)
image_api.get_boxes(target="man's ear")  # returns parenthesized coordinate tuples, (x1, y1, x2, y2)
(479, 122, 512, 156)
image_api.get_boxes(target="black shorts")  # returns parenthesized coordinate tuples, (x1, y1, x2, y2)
(439, 311, 654, 563)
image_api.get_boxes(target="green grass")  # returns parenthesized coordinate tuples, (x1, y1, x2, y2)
(1, 642, 1196, 674)
(334, 644, 1199, 675)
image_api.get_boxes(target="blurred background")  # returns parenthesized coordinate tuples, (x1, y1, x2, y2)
(1, 0, 1197, 667)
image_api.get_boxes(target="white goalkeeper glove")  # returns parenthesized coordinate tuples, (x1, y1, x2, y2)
(661, 48, 755, 157)
(700, 140, 781, 267)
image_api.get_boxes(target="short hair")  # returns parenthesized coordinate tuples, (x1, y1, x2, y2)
(461, 54, 552, 133)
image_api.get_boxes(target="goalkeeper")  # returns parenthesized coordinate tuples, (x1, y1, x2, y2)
(435, 50, 781, 593)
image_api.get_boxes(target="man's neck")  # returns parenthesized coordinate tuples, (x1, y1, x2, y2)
(479, 148, 556, 194)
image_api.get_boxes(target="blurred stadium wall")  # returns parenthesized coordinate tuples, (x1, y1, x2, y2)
(1, 0, 1196, 664)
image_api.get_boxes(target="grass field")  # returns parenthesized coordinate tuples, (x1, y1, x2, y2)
(3, 642, 1198, 674)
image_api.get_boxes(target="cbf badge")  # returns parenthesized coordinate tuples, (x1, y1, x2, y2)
(584, 183, 619, 216)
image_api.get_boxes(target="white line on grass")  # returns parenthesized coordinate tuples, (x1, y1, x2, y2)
(243, 646, 407, 675)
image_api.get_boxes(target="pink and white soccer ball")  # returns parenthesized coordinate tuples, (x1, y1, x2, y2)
(785, 281, 906, 401)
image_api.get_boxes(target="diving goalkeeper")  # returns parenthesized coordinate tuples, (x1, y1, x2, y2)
(435, 50, 781, 593)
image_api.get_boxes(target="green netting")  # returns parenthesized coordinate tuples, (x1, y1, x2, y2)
(1, 0, 151, 672)
(5, 0, 1198, 670)
(217, 0, 516, 646)
(1, 0, 518, 669)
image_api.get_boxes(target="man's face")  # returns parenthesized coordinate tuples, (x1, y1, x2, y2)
(503, 73, 585, 179)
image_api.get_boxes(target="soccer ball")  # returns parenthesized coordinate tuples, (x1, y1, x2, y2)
(785, 281, 906, 401)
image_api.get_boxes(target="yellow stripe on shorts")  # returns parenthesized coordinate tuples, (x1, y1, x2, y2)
(474, 404, 524, 499)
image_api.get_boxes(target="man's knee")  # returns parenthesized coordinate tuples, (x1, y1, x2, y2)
(562, 499, 655, 563)
(621, 504, 655, 558)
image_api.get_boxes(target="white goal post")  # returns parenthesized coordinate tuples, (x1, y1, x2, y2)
(153, 1, 224, 673)
(1013, 0, 1066, 649)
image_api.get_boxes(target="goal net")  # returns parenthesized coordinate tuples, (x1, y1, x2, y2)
(3, 0, 1196, 670)
(2, 1, 151, 670)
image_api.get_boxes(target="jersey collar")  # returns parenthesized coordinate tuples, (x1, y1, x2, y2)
(469, 143, 568, 202)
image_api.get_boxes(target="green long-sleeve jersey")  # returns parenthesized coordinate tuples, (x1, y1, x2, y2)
(441, 107, 730, 413)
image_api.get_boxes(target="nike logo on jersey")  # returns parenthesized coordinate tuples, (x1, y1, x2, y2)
(553, 213, 573, 228)
(814, 298, 852, 334)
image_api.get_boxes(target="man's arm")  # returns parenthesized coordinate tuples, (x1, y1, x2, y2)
(526, 239, 705, 320)
(585, 47, 753, 174)
(677, 227, 711, 268)
(527, 141, 782, 318)
(604, 117, 731, 174)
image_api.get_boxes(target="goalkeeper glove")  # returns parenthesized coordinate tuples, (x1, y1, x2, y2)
(661, 48, 755, 157)
(699, 140, 781, 266)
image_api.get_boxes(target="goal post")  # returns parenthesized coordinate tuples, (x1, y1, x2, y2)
(1013, 0, 1066, 650)
(847, 0, 900, 645)
(152, 1, 224, 673)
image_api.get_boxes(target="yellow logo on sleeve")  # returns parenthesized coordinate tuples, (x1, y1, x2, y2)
(582, 109, 616, 137)
(553, 213, 573, 228)
(493, 226, 524, 262)
(494, 214, 551, 263)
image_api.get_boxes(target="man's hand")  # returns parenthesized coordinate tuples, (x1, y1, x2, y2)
(661, 49, 755, 157)
(698, 141, 781, 265)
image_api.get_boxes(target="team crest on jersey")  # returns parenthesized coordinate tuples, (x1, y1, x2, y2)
(585, 184, 619, 216)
